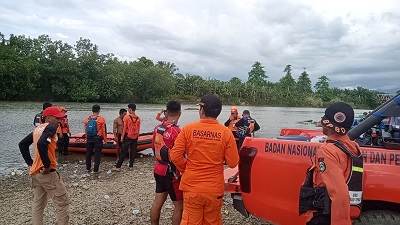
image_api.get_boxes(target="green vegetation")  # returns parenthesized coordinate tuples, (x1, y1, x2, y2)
(0, 33, 383, 108)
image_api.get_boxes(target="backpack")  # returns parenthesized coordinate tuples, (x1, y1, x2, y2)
(86, 116, 98, 137)
(127, 115, 140, 139)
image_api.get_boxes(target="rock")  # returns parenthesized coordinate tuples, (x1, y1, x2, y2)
(104, 195, 110, 199)
(106, 170, 112, 174)
(132, 209, 140, 215)
(164, 204, 172, 209)
(149, 180, 155, 184)
(73, 169, 77, 173)
(140, 155, 143, 158)
(224, 210, 229, 215)
(72, 183, 79, 187)
(10, 172, 15, 176)
(82, 185, 89, 190)
(74, 165, 78, 168)
(14, 170, 23, 175)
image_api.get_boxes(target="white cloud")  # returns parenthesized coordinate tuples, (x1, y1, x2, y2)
(0, 0, 399, 93)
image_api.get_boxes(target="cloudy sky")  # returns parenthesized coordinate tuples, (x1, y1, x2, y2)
(1, 0, 399, 93)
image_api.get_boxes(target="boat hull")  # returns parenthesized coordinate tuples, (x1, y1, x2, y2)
(67, 132, 153, 154)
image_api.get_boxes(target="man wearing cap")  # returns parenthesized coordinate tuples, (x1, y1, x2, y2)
(299, 102, 363, 225)
(170, 93, 239, 225)
(19, 106, 70, 225)
(224, 106, 241, 150)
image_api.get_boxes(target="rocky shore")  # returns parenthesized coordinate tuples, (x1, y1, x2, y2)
(0, 154, 268, 225)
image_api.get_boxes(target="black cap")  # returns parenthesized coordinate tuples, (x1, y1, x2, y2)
(321, 102, 354, 135)
(197, 94, 222, 110)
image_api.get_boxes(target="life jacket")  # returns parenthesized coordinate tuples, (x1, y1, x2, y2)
(30, 123, 58, 174)
(237, 117, 255, 138)
(153, 123, 179, 177)
(86, 116, 98, 137)
(153, 123, 176, 164)
(126, 114, 140, 139)
(60, 117, 69, 133)
(299, 140, 363, 219)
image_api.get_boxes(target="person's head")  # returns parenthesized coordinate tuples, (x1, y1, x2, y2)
(321, 102, 354, 136)
(242, 110, 250, 118)
(197, 94, 222, 119)
(119, 108, 127, 118)
(92, 104, 100, 113)
(59, 106, 67, 114)
(230, 106, 238, 118)
(42, 106, 66, 126)
(128, 103, 136, 114)
(42, 102, 52, 110)
(165, 100, 182, 121)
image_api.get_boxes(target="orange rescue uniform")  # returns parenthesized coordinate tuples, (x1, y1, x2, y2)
(306, 134, 360, 225)
(170, 119, 239, 225)
(30, 123, 58, 174)
(83, 115, 107, 143)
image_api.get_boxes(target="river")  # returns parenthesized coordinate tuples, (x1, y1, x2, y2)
(0, 101, 367, 177)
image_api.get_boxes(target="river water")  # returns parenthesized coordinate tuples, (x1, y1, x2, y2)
(0, 101, 368, 177)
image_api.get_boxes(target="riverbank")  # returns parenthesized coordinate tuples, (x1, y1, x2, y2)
(0, 155, 268, 225)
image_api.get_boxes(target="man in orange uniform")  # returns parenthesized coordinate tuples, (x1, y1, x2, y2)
(113, 108, 127, 161)
(19, 106, 70, 225)
(224, 106, 241, 150)
(84, 104, 107, 173)
(299, 102, 363, 225)
(113, 103, 141, 171)
(57, 106, 72, 156)
(151, 100, 183, 225)
(170, 94, 239, 225)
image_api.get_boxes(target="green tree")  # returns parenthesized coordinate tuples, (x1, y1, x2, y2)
(314, 75, 333, 102)
(297, 68, 312, 96)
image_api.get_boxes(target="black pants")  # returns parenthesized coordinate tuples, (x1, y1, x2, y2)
(86, 136, 103, 172)
(57, 133, 70, 154)
(115, 135, 138, 168)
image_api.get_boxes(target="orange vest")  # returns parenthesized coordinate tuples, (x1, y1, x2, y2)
(153, 124, 175, 163)
(228, 116, 241, 131)
(30, 123, 58, 174)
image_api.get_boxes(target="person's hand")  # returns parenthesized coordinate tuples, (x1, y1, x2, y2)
(229, 115, 234, 121)
(103, 140, 107, 144)
(114, 137, 118, 142)
(41, 168, 50, 174)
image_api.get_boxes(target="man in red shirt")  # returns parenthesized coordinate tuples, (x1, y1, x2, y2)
(151, 100, 183, 225)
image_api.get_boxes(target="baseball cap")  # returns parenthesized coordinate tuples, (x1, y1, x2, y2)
(42, 106, 67, 118)
(196, 94, 222, 110)
(321, 102, 354, 135)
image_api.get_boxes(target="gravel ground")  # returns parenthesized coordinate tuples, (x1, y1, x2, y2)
(0, 154, 268, 225)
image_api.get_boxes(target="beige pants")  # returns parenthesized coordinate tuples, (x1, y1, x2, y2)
(31, 171, 70, 225)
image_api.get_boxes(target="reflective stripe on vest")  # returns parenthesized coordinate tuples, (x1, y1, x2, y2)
(327, 140, 364, 209)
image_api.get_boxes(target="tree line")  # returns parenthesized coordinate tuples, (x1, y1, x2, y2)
(0, 33, 383, 108)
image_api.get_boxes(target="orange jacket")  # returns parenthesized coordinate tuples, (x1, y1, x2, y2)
(170, 119, 239, 194)
(306, 134, 359, 225)
(122, 113, 141, 140)
(30, 123, 58, 174)
(84, 115, 107, 143)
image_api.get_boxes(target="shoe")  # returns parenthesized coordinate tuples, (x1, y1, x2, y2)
(87, 169, 92, 173)
(92, 170, 100, 174)
(111, 166, 121, 172)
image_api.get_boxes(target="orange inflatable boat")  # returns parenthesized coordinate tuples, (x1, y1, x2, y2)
(68, 132, 153, 154)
